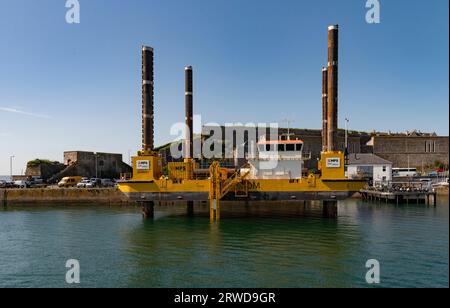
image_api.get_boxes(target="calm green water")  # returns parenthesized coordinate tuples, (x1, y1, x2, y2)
(0, 198, 448, 288)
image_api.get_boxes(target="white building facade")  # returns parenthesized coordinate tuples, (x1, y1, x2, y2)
(347, 154, 393, 183)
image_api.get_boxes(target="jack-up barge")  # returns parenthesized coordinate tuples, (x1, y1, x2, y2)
(118, 25, 366, 221)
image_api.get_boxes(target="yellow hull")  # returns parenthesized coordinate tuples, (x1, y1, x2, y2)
(118, 177, 366, 202)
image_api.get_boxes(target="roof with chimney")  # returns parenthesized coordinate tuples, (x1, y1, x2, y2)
(347, 153, 392, 166)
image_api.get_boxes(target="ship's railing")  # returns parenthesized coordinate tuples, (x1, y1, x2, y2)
(368, 181, 433, 193)
(303, 152, 312, 160)
(248, 152, 312, 161)
(120, 173, 132, 180)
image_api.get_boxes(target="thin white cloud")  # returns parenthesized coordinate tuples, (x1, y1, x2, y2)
(0, 132, 11, 137)
(0, 107, 51, 119)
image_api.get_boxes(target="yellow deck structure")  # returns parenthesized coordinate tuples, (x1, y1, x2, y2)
(118, 151, 366, 221)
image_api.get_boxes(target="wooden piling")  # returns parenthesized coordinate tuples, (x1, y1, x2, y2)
(323, 200, 338, 219)
(187, 201, 194, 217)
(142, 201, 155, 219)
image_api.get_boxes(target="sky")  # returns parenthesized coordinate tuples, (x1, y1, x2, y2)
(0, 0, 448, 175)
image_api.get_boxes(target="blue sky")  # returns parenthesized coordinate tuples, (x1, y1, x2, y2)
(0, 0, 448, 175)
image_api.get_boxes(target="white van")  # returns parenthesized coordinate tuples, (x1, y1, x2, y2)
(393, 168, 419, 178)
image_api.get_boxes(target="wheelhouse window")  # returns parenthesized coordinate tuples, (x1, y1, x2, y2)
(266, 144, 277, 152)
(286, 144, 295, 151)
(278, 144, 285, 152)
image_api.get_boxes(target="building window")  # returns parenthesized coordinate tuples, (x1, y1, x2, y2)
(383, 166, 387, 172)
(426, 141, 437, 153)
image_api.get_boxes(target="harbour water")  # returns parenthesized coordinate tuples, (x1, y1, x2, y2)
(0, 198, 448, 288)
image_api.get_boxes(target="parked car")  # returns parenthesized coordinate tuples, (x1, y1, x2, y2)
(58, 176, 82, 188)
(14, 180, 30, 189)
(100, 179, 114, 188)
(87, 178, 101, 188)
(113, 179, 120, 188)
(27, 177, 47, 188)
(1, 181, 15, 188)
(76, 179, 91, 188)
(30, 177, 44, 185)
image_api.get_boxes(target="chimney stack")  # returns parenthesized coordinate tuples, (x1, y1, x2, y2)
(185, 66, 194, 159)
(327, 25, 339, 152)
(322, 67, 328, 151)
(142, 46, 155, 152)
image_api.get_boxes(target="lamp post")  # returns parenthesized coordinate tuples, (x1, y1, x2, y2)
(95, 153, 98, 178)
(344, 118, 350, 151)
(9, 155, 15, 181)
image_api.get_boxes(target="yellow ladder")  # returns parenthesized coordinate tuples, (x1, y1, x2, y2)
(209, 162, 250, 222)
(209, 162, 221, 222)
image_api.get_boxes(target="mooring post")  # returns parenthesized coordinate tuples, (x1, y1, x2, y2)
(434, 193, 437, 207)
(322, 200, 338, 218)
(142, 201, 155, 219)
(187, 200, 194, 217)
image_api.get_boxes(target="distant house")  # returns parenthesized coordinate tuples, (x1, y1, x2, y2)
(347, 153, 393, 183)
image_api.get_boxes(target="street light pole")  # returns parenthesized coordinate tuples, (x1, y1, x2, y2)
(9, 155, 15, 181)
(345, 118, 349, 152)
